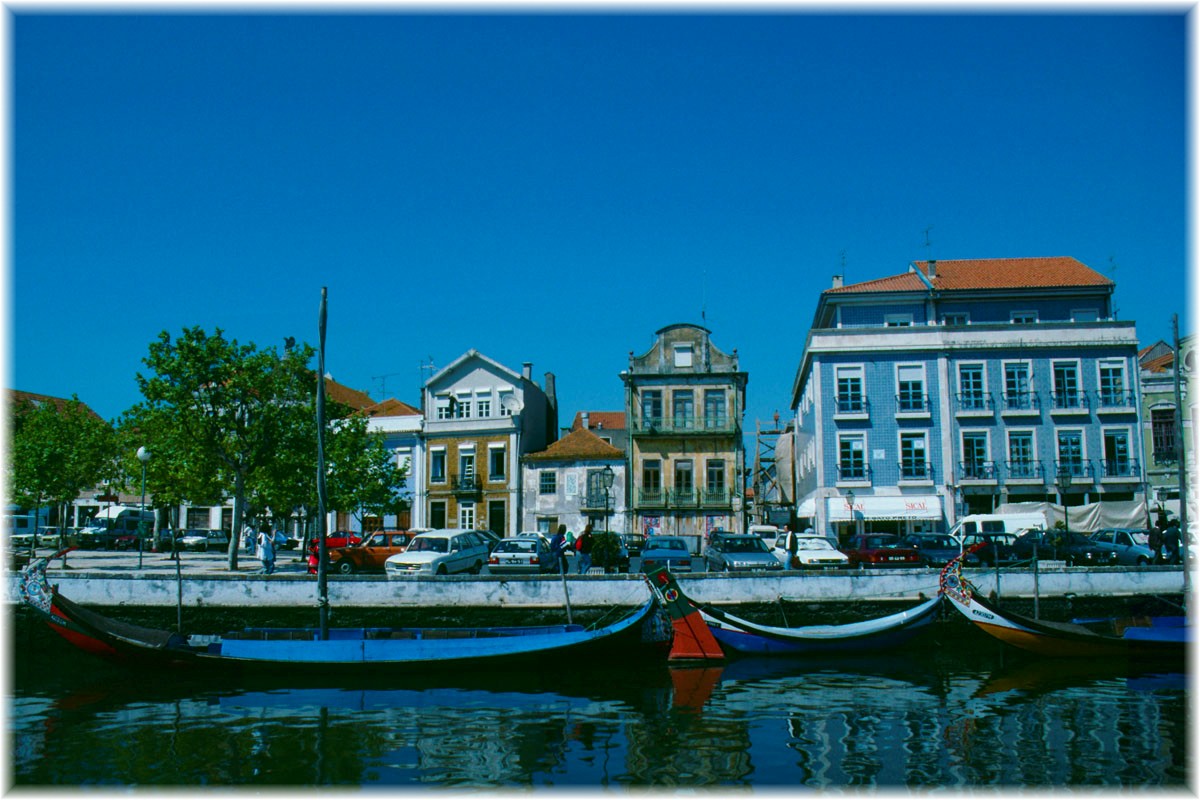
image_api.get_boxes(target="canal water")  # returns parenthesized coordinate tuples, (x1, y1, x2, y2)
(8, 611, 1188, 788)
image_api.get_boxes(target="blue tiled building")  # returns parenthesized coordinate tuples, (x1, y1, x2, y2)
(790, 257, 1145, 542)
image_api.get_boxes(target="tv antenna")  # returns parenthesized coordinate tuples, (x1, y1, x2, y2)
(371, 371, 406, 400)
(923, 225, 934, 259)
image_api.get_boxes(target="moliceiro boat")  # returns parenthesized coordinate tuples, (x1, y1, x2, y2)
(647, 567, 941, 658)
(939, 544, 1188, 660)
(19, 550, 673, 672)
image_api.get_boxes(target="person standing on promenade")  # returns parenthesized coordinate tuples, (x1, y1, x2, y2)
(1149, 524, 1164, 564)
(576, 524, 594, 574)
(1163, 520, 1182, 565)
(257, 525, 277, 575)
(549, 524, 568, 573)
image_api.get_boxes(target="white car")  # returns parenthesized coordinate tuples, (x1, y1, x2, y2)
(773, 531, 850, 569)
(384, 529, 491, 576)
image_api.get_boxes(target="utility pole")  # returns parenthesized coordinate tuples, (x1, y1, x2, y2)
(1172, 314, 1189, 607)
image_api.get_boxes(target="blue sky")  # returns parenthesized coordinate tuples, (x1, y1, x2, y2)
(10, 11, 1190, 430)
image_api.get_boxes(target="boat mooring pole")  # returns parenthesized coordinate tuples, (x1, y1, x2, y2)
(316, 287, 330, 640)
(1172, 314, 1190, 612)
(559, 559, 574, 625)
(1032, 548, 1039, 620)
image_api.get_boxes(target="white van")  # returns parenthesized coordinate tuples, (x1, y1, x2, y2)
(78, 506, 155, 549)
(949, 513, 1046, 541)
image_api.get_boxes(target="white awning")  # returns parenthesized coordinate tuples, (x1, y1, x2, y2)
(796, 498, 816, 518)
(826, 495, 943, 521)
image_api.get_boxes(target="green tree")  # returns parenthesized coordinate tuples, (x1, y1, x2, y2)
(326, 414, 410, 530)
(132, 327, 317, 570)
(8, 396, 115, 549)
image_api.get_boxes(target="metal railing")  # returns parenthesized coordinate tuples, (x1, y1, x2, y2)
(632, 415, 738, 435)
(1053, 460, 1094, 480)
(1101, 459, 1142, 479)
(836, 464, 872, 482)
(898, 462, 933, 481)
(1051, 392, 1090, 412)
(835, 396, 870, 415)
(1005, 459, 1044, 480)
(895, 393, 931, 413)
(956, 393, 994, 413)
(1001, 392, 1040, 412)
(959, 461, 998, 481)
(1095, 390, 1137, 410)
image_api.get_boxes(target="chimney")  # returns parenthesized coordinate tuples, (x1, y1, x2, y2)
(522, 362, 532, 381)
(927, 259, 937, 279)
(543, 372, 556, 409)
(581, 411, 590, 430)
(831, 275, 843, 289)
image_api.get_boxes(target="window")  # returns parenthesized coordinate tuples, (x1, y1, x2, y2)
(958, 364, 987, 410)
(539, 470, 557, 495)
(1003, 361, 1034, 410)
(885, 313, 913, 327)
(453, 396, 472, 419)
(429, 501, 447, 529)
(488, 445, 506, 481)
(458, 453, 475, 487)
(430, 449, 446, 483)
(672, 390, 695, 431)
(498, 391, 515, 416)
(642, 459, 662, 494)
(536, 517, 558, 534)
(704, 390, 727, 430)
(674, 460, 694, 496)
(1056, 430, 1085, 477)
(835, 365, 865, 413)
(476, 394, 492, 418)
(641, 390, 663, 427)
(1098, 360, 1127, 406)
(1152, 408, 1178, 460)
(458, 501, 475, 529)
(435, 396, 453, 420)
(1052, 361, 1081, 409)
(706, 459, 726, 496)
(1103, 429, 1133, 477)
(838, 433, 866, 480)
(1011, 310, 1038, 324)
(900, 433, 928, 479)
(896, 364, 926, 412)
(674, 344, 694, 368)
(944, 312, 969, 326)
(1072, 308, 1099, 322)
(1007, 431, 1037, 478)
(961, 431, 990, 479)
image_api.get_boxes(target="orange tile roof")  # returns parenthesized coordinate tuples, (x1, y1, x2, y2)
(8, 389, 105, 421)
(362, 398, 422, 418)
(525, 427, 624, 462)
(570, 411, 627, 431)
(324, 377, 376, 411)
(828, 257, 1112, 295)
(1142, 352, 1175, 373)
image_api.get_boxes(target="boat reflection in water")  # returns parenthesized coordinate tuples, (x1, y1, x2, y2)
(11, 630, 1187, 787)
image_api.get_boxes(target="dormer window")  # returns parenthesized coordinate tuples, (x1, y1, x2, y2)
(674, 344, 694, 368)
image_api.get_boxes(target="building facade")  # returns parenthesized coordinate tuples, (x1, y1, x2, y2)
(790, 257, 1146, 543)
(621, 324, 748, 551)
(522, 427, 626, 535)
(422, 351, 558, 537)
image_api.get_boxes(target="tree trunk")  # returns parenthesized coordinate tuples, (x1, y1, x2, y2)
(227, 472, 245, 571)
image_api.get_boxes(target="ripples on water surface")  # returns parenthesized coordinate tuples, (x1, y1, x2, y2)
(9, 622, 1188, 788)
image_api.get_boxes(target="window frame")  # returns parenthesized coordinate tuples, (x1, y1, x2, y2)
(538, 470, 557, 496)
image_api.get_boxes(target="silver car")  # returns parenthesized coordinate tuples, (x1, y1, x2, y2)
(704, 533, 784, 573)
(1090, 528, 1156, 566)
(488, 537, 557, 574)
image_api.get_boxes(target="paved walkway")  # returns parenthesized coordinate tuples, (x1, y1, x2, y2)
(11, 546, 312, 576)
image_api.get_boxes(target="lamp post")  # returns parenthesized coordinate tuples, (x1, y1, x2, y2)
(845, 489, 856, 539)
(601, 464, 615, 534)
(136, 446, 151, 570)
(1055, 468, 1073, 561)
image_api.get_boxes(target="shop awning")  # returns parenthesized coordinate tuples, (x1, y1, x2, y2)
(826, 495, 943, 521)
(796, 498, 816, 518)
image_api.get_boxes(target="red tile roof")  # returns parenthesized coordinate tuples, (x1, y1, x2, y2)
(525, 427, 624, 462)
(570, 411, 626, 431)
(1142, 352, 1175, 373)
(8, 390, 104, 421)
(324, 377, 376, 411)
(362, 398, 421, 418)
(828, 257, 1112, 295)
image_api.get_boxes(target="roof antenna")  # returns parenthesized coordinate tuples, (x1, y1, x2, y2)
(923, 225, 934, 261)
(701, 268, 707, 325)
(1109, 256, 1119, 319)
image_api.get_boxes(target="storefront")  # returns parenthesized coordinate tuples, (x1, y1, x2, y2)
(825, 494, 944, 544)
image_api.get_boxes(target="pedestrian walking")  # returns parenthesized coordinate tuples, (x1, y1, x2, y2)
(549, 524, 569, 573)
(257, 525, 277, 575)
(576, 524, 594, 574)
(1163, 520, 1182, 565)
(1149, 525, 1164, 564)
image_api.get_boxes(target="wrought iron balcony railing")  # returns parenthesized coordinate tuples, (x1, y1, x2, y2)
(632, 415, 738, 435)
(1053, 460, 1094, 481)
(959, 461, 998, 481)
(1005, 459, 1044, 480)
(1051, 392, 1090, 412)
(898, 462, 933, 481)
(895, 393, 931, 414)
(956, 393, 994, 413)
(1095, 390, 1137, 411)
(836, 464, 872, 482)
(1001, 392, 1040, 412)
(1101, 459, 1142, 479)
(835, 396, 870, 415)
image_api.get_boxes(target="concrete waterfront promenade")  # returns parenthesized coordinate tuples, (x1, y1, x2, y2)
(5, 547, 1189, 610)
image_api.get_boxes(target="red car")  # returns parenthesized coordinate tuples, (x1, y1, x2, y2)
(841, 534, 920, 568)
(306, 532, 363, 574)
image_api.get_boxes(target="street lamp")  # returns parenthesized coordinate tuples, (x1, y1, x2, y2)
(1055, 468, 1073, 561)
(845, 489, 856, 538)
(137, 447, 151, 569)
(601, 464, 615, 534)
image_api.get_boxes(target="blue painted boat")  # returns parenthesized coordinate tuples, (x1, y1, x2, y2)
(18, 551, 673, 672)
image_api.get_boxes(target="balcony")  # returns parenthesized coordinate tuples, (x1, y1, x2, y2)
(959, 461, 998, 483)
(637, 488, 667, 508)
(1005, 459, 1045, 483)
(955, 393, 994, 417)
(898, 462, 933, 483)
(1054, 460, 1095, 483)
(895, 393, 931, 418)
(700, 489, 732, 508)
(1100, 459, 1142, 482)
(450, 474, 481, 497)
(1050, 392, 1090, 415)
(1095, 390, 1137, 414)
(1001, 392, 1041, 416)
(632, 415, 738, 436)
(633, 488, 732, 510)
(833, 396, 870, 421)
(836, 464, 872, 486)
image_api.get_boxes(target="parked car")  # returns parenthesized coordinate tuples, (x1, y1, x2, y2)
(1090, 528, 1156, 566)
(488, 537, 557, 574)
(476, 530, 503, 553)
(900, 533, 976, 567)
(306, 532, 364, 573)
(960, 531, 1021, 566)
(327, 530, 413, 574)
(384, 529, 491, 576)
(772, 531, 850, 569)
(841, 534, 920, 568)
(180, 529, 231, 552)
(156, 529, 186, 552)
(515, 531, 551, 547)
(11, 526, 61, 549)
(640, 536, 692, 573)
(704, 532, 784, 573)
(589, 531, 631, 573)
(621, 533, 646, 558)
(1011, 529, 1118, 567)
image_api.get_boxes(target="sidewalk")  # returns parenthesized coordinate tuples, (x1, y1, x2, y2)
(11, 546, 314, 576)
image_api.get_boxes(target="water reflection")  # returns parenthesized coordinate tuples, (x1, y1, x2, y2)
(9, 630, 1188, 788)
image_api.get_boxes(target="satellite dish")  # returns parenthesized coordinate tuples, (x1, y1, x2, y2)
(502, 395, 523, 416)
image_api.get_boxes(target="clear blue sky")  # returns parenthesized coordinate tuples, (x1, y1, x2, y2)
(11, 11, 1190, 429)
